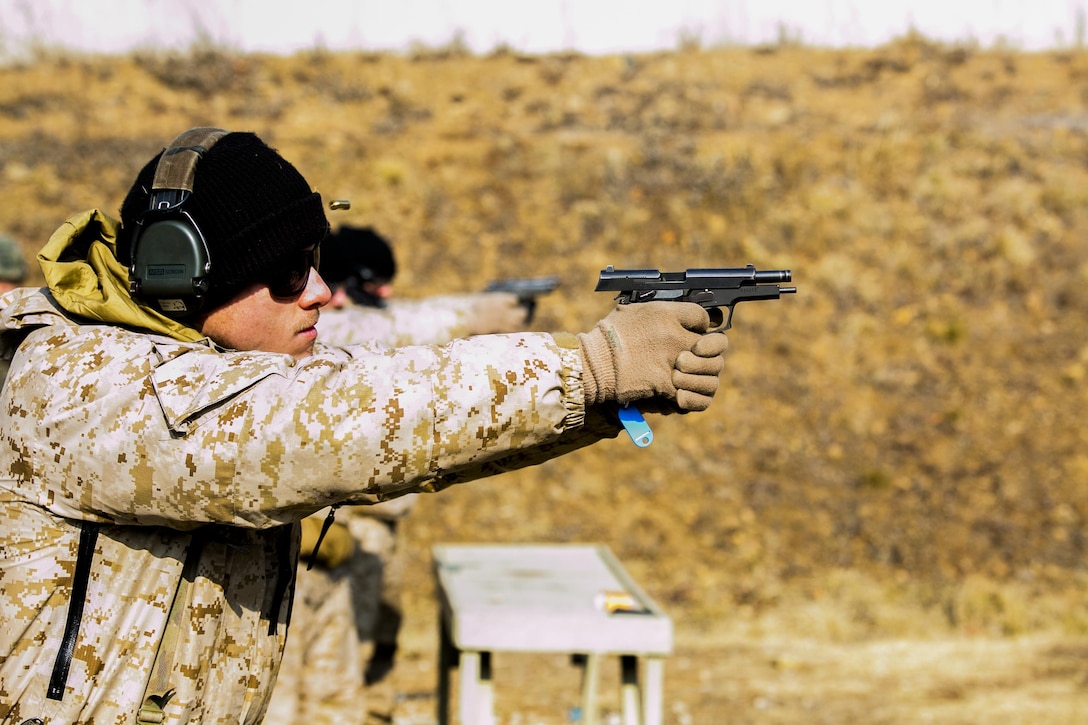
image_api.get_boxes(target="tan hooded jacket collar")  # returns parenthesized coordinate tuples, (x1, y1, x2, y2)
(37, 209, 204, 342)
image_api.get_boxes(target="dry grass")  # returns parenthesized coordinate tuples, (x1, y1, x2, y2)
(388, 628, 1088, 724)
(2, 36, 1088, 721)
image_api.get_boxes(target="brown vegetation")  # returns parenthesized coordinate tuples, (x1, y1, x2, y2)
(1, 35, 1087, 722)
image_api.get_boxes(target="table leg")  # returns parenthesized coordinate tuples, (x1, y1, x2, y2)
(620, 655, 641, 725)
(580, 653, 602, 725)
(643, 656, 665, 725)
(437, 615, 455, 725)
(479, 651, 494, 725)
(459, 651, 480, 724)
(458, 650, 496, 725)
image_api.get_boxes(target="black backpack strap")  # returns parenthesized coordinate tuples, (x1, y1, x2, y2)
(268, 524, 297, 635)
(47, 520, 100, 700)
(304, 505, 341, 572)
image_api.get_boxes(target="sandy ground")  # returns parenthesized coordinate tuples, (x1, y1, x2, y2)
(377, 607, 1088, 724)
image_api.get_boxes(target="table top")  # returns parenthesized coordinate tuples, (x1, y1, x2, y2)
(432, 543, 673, 655)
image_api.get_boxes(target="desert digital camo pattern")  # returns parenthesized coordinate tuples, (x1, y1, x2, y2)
(261, 556, 368, 725)
(316, 296, 485, 524)
(0, 283, 616, 724)
(263, 511, 388, 725)
(317, 294, 497, 348)
(266, 298, 475, 724)
(319, 298, 479, 526)
(344, 512, 403, 718)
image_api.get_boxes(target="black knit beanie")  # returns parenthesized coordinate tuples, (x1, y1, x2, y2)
(319, 225, 397, 285)
(118, 131, 328, 296)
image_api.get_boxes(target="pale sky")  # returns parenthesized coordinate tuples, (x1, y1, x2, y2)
(1, 0, 1085, 59)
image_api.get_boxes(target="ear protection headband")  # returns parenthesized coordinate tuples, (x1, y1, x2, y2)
(128, 127, 230, 318)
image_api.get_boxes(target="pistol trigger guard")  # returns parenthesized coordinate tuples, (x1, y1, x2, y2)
(707, 306, 728, 331)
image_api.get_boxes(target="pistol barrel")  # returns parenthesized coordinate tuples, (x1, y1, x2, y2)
(755, 269, 791, 283)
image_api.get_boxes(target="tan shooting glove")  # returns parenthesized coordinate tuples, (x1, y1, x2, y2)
(579, 302, 724, 409)
(467, 292, 531, 334)
(673, 332, 729, 411)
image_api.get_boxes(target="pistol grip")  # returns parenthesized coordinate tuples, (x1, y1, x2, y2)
(520, 297, 537, 324)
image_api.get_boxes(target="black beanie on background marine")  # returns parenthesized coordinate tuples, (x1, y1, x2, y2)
(319, 226, 396, 285)
(319, 225, 397, 307)
(118, 131, 328, 308)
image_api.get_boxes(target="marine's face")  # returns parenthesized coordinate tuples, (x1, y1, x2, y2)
(327, 278, 393, 310)
(0, 281, 19, 294)
(197, 266, 331, 359)
(362, 279, 393, 301)
(328, 285, 351, 310)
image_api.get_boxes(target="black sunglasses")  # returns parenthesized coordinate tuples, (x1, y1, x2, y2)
(267, 242, 321, 298)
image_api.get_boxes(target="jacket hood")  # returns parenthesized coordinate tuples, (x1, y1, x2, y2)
(36, 209, 204, 342)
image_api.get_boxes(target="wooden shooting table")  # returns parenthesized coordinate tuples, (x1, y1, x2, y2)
(432, 543, 673, 725)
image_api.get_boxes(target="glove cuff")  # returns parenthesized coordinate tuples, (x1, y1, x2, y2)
(577, 327, 616, 405)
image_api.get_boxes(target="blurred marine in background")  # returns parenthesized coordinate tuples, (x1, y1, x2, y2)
(0, 233, 29, 386)
(322, 225, 396, 308)
(266, 225, 538, 724)
(316, 225, 530, 346)
(0, 233, 28, 295)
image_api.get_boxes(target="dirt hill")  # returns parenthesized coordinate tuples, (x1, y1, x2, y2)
(1, 37, 1086, 722)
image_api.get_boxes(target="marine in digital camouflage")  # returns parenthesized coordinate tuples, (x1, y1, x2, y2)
(266, 297, 497, 724)
(0, 210, 618, 724)
(343, 510, 404, 719)
(317, 292, 515, 348)
(0, 233, 28, 386)
(261, 544, 367, 725)
(0, 234, 27, 285)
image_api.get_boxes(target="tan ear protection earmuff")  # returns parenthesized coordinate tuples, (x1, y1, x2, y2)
(128, 127, 229, 318)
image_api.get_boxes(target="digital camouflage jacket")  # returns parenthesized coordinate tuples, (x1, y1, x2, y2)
(318, 298, 499, 523)
(0, 211, 614, 724)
